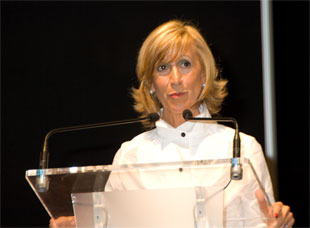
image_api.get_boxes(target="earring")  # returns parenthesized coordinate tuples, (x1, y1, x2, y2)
(150, 90, 154, 95)
(202, 83, 206, 89)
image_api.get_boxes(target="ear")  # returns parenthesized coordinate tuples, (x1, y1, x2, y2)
(150, 83, 155, 93)
(200, 72, 206, 84)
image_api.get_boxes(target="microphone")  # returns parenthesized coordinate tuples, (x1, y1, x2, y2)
(36, 112, 159, 192)
(182, 109, 242, 180)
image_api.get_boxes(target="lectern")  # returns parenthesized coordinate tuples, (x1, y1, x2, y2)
(26, 158, 274, 227)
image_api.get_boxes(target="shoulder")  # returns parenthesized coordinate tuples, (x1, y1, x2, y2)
(122, 128, 158, 149)
(216, 126, 269, 181)
(214, 124, 258, 143)
(215, 124, 263, 156)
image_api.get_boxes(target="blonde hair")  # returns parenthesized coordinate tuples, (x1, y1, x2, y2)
(132, 19, 228, 128)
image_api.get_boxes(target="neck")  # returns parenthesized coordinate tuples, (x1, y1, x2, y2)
(162, 106, 200, 128)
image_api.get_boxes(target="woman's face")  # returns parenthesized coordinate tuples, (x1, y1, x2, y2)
(151, 45, 205, 116)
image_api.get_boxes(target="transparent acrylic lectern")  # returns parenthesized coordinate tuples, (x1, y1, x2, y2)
(26, 158, 274, 227)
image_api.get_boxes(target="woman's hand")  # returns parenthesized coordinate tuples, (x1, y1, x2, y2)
(255, 189, 295, 228)
(49, 216, 76, 228)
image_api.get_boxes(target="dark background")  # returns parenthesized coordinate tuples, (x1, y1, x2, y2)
(2, 1, 309, 227)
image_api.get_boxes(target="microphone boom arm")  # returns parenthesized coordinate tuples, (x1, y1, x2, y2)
(40, 114, 158, 170)
(183, 110, 242, 180)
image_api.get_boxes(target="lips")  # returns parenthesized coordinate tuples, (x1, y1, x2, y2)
(169, 92, 186, 98)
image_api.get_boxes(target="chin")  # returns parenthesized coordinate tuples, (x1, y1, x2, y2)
(170, 105, 189, 114)
(164, 101, 195, 114)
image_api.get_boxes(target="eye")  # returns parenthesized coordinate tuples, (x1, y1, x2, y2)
(179, 59, 191, 68)
(156, 64, 171, 76)
(157, 64, 169, 72)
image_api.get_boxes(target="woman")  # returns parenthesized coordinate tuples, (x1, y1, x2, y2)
(51, 20, 294, 228)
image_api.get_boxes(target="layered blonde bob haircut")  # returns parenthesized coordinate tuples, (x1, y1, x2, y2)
(132, 19, 228, 128)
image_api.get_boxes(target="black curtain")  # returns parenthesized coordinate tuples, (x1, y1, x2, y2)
(2, 1, 308, 227)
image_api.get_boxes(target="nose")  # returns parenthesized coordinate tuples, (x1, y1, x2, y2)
(169, 65, 182, 85)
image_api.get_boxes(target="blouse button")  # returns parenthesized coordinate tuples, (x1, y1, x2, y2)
(181, 132, 186, 137)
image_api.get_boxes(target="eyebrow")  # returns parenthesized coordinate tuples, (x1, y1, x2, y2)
(162, 55, 192, 64)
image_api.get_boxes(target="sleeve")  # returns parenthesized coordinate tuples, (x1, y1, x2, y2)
(237, 136, 275, 227)
(104, 140, 142, 191)
(246, 137, 275, 204)
(224, 134, 276, 227)
(104, 147, 123, 192)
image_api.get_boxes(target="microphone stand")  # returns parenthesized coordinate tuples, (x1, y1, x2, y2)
(183, 110, 243, 180)
(36, 113, 159, 192)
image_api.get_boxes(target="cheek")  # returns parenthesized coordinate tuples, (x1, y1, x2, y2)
(187, 74, 203, 90)
(153, 77, 168, 93)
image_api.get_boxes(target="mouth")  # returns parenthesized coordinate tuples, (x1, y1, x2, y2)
(169, 92, 186, 99)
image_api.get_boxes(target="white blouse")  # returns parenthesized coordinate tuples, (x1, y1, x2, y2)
(106, 103, 275, 227)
